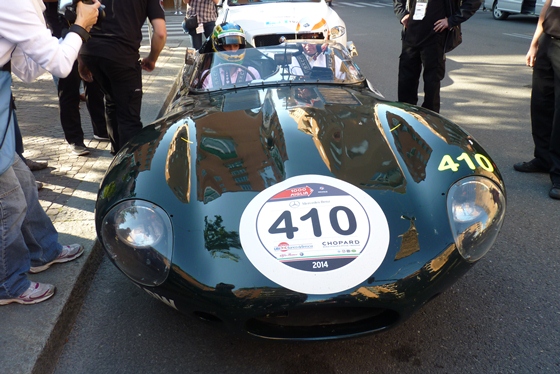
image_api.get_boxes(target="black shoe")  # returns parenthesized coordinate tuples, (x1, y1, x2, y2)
(513, 159, 548, 173)
(550, 184, 560, 200)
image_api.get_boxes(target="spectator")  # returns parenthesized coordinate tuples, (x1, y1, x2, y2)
(0, 0, 100, 305)
(514, 0, 560, 199)
(288, 16, 346, 80)
(43, 0, 109, 156)
(175, 0, 184, 15)
(393, 0, 481, 113)
(201, 23, 260, 89)
(79, 0, 167, 154)
(183, 0, 220, 50)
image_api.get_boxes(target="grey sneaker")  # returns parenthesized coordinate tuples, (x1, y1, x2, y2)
(71, 144, 90, 156)
(0, 282, 56, 305)
(25, 159, 48, 171)
(29, 244, 84, 274)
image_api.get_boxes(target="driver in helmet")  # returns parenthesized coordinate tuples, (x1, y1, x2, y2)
(288, 16, 346, 80)
(201, 23, 260, 89)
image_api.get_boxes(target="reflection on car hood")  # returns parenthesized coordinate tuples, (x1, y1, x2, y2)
(99, 84, 500, 211)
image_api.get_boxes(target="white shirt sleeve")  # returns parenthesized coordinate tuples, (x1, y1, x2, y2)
(0, 1, 82, 81)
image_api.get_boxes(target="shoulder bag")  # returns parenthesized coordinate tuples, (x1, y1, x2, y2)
(445, 25, 462, 53)
(444, 0, 462, 53)
(183, 14, 199, 30)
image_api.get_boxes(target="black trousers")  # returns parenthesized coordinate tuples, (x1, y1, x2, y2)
(57, 61, 107, 146)
(80, 55, 143, 154)
(188, 21, 216, 50)
(530, 33, 560, 184)
(398, 34, 446, 113)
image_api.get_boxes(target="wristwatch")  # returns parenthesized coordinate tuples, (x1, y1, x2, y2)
(69, 24, 91, 43)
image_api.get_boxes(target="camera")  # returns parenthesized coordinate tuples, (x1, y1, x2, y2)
(59, 0, 106, 30)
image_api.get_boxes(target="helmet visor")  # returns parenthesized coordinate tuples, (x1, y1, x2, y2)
(221, 35, 245, 46)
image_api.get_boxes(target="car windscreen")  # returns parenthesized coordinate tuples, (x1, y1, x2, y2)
(189, 41, 365, 93)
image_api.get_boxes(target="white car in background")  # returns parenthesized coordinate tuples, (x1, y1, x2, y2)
(217, 0, 348, 48)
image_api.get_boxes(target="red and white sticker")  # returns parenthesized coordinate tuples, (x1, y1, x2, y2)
(240, 175, 390, 295)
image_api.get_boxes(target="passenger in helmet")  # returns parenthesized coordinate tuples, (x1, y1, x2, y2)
(201, 23, 261, 89)
(288, 16, 346, 80)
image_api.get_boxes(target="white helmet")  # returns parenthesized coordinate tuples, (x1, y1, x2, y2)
(295, 16, 329, 40)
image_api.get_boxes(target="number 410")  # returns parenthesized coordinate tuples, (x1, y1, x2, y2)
(438, 153, 494, 172)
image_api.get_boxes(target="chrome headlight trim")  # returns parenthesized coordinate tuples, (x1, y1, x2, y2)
(101, 200, 173, 286)
(330, 26, 346, 40)
(447, 176, 506, 262)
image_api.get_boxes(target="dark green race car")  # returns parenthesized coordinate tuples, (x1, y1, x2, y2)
(95, 40, 506, 340)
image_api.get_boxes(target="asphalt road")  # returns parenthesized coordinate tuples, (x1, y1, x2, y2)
(54, 3, 560, 374)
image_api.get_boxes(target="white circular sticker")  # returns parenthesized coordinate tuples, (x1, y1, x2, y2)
(240, 175, 390, 295)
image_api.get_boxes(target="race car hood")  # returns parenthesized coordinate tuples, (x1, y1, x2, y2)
(222, 3, 335, 43)
(96, 85, 503, 295)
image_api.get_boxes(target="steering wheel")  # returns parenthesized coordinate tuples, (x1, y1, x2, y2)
(200, 64, 257, 87)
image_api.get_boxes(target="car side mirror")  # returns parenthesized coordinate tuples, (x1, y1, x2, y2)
(185, 47, 197, 66)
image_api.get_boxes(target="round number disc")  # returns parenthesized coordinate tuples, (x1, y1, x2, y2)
(240, 175, 389, 295)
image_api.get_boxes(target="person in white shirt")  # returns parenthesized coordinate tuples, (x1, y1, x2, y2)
(201, 23, 260, 89)
(288, 16, 346, 80)
(0, 0, 100, 306)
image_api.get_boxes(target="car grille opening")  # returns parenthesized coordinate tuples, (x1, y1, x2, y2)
(245, 307, 399, 340)
(254, 34, 297, 47)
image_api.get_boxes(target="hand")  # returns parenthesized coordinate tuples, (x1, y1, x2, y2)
(401, 14, 409, 28)
(75, 0, 101, 32)
(78, 55, 93, 82)
(526, 45, 538, 67)
(433, 17, 449, 32)
(141, 58, 156, 72)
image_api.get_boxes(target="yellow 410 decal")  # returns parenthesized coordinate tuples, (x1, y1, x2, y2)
(438, 153, 494, 172)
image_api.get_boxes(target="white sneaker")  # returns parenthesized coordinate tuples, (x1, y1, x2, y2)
(29, 244, 84, 273)
(178, 11, 183, 14)
(0, 282, 56, 305)
(174, 11, 178, 15)
(93, 134, 110, 141)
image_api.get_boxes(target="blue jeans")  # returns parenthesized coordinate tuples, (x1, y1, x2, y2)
(0, 156, 62, 299)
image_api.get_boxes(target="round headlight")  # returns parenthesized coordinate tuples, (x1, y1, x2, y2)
(101, 200, 173, 286)
(447, 177, 506, 262)
(330, 26, 346, 40)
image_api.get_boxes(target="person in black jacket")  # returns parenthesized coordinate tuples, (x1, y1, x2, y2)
(514, 0, 560, 199)
(393, 0, 480, 113)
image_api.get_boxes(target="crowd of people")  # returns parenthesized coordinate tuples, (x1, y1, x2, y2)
(1, 0, 559, 307)
(0, 0, 166, 306)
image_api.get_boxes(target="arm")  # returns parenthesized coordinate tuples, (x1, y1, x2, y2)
(5, 1, 99, 82)
(141, 18, 167, 72)
(447, 0, 482, 28)
(527, 0, 550, 67)
(434, 0, 481, 32)
(393, 0, 409, 26)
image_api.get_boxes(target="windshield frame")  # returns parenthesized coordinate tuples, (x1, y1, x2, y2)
(188, 40, 365, 94)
